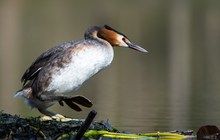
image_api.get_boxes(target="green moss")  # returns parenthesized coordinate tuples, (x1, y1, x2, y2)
(0, 112, 190, 139)
(0, 112, 116, 139)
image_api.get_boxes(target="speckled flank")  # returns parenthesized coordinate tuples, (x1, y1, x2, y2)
(36, 46, 73, 94)
(43, 42, 113, 96)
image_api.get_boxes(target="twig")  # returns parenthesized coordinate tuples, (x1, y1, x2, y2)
(74, 110, 97, 140)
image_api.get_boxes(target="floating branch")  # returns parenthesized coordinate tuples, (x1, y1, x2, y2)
(74, 110, 97, 139)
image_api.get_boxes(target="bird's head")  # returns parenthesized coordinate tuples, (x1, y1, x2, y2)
(97, 25, 147, 53)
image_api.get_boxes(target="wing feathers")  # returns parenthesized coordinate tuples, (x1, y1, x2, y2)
(21, 45, 67, 86)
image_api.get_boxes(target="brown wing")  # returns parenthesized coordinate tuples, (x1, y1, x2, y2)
(21, 42, 75, 87)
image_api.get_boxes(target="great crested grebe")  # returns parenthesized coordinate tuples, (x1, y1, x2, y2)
(15, 25, 147, 117)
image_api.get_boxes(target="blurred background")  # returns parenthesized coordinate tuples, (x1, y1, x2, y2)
(0, 0, 220, 133)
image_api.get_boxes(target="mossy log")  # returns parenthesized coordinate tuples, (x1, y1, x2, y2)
(0, 110, 117, 139)
(2, 111, 217, 139)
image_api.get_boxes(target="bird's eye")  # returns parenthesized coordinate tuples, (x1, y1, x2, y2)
(122, 37, 126, 42)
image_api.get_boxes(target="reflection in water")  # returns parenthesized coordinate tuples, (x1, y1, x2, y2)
(0, 1, 220, 133)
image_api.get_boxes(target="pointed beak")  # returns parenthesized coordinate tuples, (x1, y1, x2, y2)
(127, 43, 148, 53)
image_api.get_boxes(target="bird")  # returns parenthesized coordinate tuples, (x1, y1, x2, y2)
(15, 25, 147, 118)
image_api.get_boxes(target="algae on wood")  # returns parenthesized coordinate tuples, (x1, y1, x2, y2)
(0, 111, 198, 139)
(0, 111, 117, 139)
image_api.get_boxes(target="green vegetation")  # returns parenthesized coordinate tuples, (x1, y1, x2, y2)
(0, 112, 191, 139)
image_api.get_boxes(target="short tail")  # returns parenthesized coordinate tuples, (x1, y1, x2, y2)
(14, 87, 33, 99)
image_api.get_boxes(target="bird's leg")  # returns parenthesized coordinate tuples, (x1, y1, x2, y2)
(39, 94, 92, 107)
(38, 108, 56, 117)
(37, 94, 93, 120)
(38, 94, 65, 101)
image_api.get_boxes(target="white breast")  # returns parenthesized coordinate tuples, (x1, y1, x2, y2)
(46, 46, 113, 96)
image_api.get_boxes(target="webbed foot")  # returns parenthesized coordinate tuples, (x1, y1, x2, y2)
(61, 95, 93, 111)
